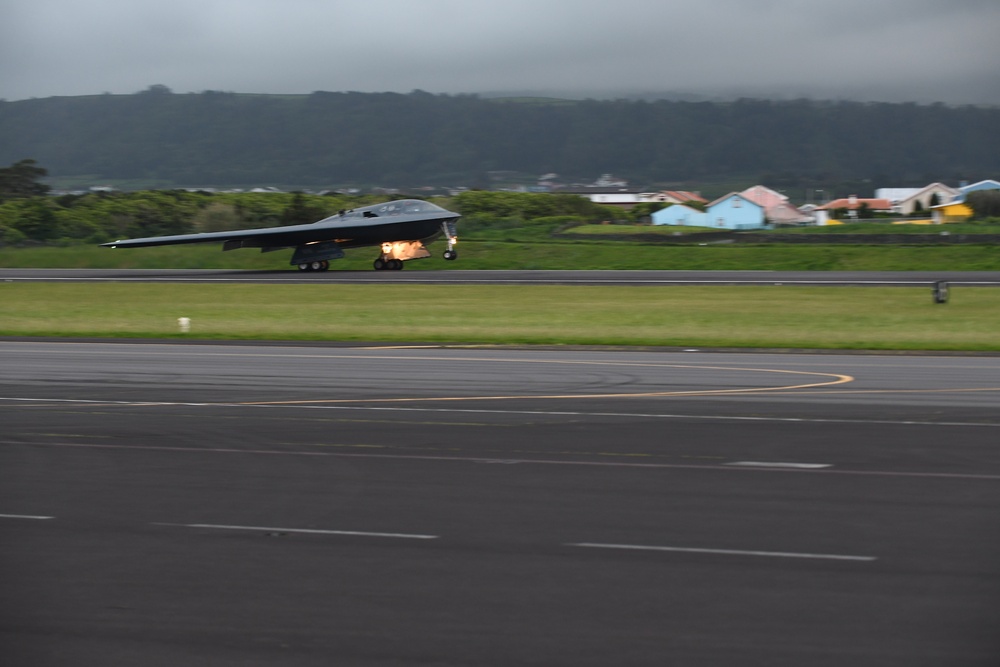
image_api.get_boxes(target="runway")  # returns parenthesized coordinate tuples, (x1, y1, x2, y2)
(2, 342, 1000, 665)
(4, 267, 1000, 286)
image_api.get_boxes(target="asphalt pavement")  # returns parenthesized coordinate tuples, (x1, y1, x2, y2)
(2, 342, 999, 666)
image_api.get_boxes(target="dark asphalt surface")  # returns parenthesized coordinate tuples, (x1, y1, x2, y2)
(2, 342, 1000, 666)
(4, 267, 1000, 286)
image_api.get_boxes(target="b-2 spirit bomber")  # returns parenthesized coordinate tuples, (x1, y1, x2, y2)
(102, 199, 460, 271)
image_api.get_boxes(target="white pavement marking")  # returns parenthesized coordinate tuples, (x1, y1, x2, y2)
(154, 523, 438, 540)
(5, 395, 1000, 429)
(726, 461, 833, 469)
(570, 542, 877, 562)
(0, 513, 55, 520)
(12, 441, 1000, 481)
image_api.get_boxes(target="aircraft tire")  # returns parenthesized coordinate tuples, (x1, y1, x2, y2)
(373, 258, 386, 271)
(389, 259, 404, 270)
(298, 263, 311, 272)
(443, 250, 457, 261)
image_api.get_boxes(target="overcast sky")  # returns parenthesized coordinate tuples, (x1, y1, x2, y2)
(3, 0, 999, 104)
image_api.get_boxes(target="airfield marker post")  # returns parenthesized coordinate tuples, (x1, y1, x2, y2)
(932, 281, 949, 304)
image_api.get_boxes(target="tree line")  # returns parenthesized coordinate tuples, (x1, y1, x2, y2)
(0, 179, 619, 245)
(5, 158, 1000, 246)
(1, 89, 998, 191)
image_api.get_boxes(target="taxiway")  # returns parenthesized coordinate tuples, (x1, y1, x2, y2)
(2, 342, 999, 665)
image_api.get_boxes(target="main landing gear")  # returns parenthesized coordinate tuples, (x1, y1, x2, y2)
(370, 223, 459, 270)
(373, 258, 404, 271)
(297, 260, 330, 272)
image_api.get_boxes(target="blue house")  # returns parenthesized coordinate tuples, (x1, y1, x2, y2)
(705, 193, 766, 230)
(957, 179, 1000, 199)
(651, 204, 707, 227)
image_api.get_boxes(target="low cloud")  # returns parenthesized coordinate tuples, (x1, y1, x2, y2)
(3, 0, 998, 104)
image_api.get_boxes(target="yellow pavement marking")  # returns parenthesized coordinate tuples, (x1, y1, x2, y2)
(742, 387, 1000, 395)
(239, 364, 854, 405)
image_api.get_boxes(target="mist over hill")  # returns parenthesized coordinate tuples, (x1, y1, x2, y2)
(1, 89, 997, 194)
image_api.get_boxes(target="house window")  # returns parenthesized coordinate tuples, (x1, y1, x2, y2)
(732, 198, 742, 208)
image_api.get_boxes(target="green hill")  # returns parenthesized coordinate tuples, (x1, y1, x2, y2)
(1, 89, 998, 191)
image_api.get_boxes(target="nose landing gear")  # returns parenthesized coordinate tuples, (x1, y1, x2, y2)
(442, 220, 458, 260)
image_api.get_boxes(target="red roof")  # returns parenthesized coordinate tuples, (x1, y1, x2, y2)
(818, 198, 892, 211)
(661, 190, 707, 203)
(741, 185, 787, 209)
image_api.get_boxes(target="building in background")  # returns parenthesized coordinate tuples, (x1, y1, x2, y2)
(653, 192, 765, 230)
(875, 183, 959, 215)
(930, 179, 1000, 223)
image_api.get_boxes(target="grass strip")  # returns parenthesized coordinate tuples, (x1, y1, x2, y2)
(2, 283, 998, 351)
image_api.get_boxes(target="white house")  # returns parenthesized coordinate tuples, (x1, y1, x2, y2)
(562, 187, 645, 207)
(565, 188, 706, 209)
(875, 183, 959, 215)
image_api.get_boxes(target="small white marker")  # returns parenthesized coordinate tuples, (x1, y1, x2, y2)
(178, 317, 191, 333)
(726, 461, 832, 469)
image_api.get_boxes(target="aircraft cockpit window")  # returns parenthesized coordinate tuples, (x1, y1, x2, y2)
(402, 200, 445, 214)
(377, 203, 403, 216)
(359, 200, 445, 217)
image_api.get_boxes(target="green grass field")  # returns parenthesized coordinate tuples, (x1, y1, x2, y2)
(3, 283, 998, 350)
(3, 238, 999, 350)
